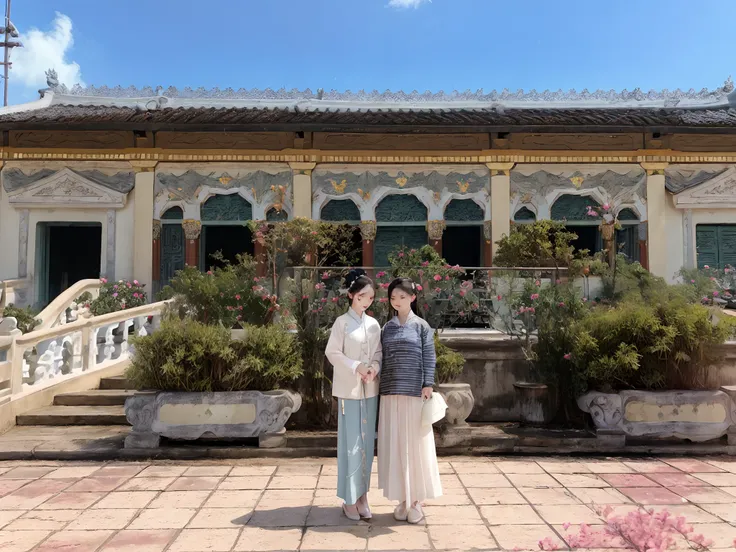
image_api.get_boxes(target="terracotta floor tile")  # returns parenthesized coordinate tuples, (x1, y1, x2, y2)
(93, 491, 158, 509)
(147, 490, 210, 509)
(451, 461, 500, 474)
(249, 503, 310, 527)
(183, 466, 232, 477)
(507, 473, 562, 488)
(43, 466, 101, 479)
(229, 466, 277, 477)
(568, 487, 633, 505)
(553, 474, 610, 488)
(258, 490, 313, 506)
(99, 529, 177, 552)
(703, 460, 736, 473)
(94, 465, 147, 478)
(468, 487, 527, 505)
(490, 524, 564, 551)
(233, 527, 302, 551)
(218, 476, 270, 490)
(493, 461, 545, 474)
(429, 524, 498, 550)
(458, 473, 511, 488)
(423, 504, 483, 525)
(67, 508, 139, 530)
(275, 464, 321, 476)
(268, 475, 317, 489)
(304, 505, 367, 527)
(0, 480, 31, 497)
(664, 459, 724, 473)
(167, 477, 221, 491)
(600, 473, 660, 487)
(583, 461, 635, 474)
(520, 487, 581, 505)
(36, 491, 105, 510)
(622, 460, 681, 473)
(538, 460, 592, 474)
(657, 504, 724, 523)
(0, 491, 55, 510)
(535, 504, 602, 525)
(425, 490, 472, 506)
(367, 524, 431, 550)
(34, 530, 113, 552)
(66, 476, 130, 493)
(188, 508, 251, 528)
(646, 473, 709, 487)
(672, 486, 736, 504)
(168, 528, 240, 552)
(439, 474, 463, 488)
(117, 478, 175, 492)
(554, 523, 630, 549)
(0, 511, 23, 530)
(692, 472, 736, 486)
(136, 466, 188, 478)
(128, 508, 197, 530)
(1, 467, 55, 479)
(479, 504, 543, 525)
(618, 486, 687, 505)
(6, 508, 77, 531)
(0, 529, 50, 552)
(688, 522, 736, 548)
(14, 478, 76, 496)
(204, 490, 261, 509)
(301, 526, 369, 550)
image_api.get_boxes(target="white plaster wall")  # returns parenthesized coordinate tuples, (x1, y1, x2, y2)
(0, 186, 19, 280)
(664, 195, 684, 283)
(114, 195, 135, 281)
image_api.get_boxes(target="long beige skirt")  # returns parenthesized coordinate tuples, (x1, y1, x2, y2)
(377, 395, 443, 504)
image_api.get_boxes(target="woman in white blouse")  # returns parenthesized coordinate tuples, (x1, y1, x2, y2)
(325, 270, 382, 521)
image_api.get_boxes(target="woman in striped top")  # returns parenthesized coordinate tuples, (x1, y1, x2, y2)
(377, 277, 442, 524)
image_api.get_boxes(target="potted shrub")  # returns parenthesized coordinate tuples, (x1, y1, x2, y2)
(434, 333, 474, 425)
(123, 317, 303, 449)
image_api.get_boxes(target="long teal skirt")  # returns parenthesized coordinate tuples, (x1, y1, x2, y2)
(337, 396, 378, 505)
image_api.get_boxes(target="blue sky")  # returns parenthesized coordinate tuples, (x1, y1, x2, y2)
(6, 0, 735, 104)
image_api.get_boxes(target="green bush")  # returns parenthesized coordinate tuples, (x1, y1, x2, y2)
(2, 304, 39, 334)
(434, 333, 466, 384)
(89, 278, 147, 316)
(493, 220, 581, 269)
(126, 317, 302, 392)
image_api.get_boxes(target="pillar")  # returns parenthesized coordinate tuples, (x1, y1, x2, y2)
(182, 220, 201, 269)
(487, 162, 515, 261)
(152, 220, 161, 295)
(482, 221, 492, 267)
(427, 220, 445, 256)
(641, 163, 668, 278)
(289, 162, 316, 219)
(130, 161, 157, 293)
(360, 221, 376, 272)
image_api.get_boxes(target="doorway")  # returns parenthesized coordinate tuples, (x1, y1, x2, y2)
(201, 225, 254, 270)
(36, 222, 102, 307)
(443, 226, 482, 268)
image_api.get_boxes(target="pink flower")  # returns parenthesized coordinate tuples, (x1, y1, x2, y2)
(227, 306, 234, 311)
(458, 311, 465, 316)
(207, 271, 213, 275)
(602, 202, 610, 211)
(713, 291, 720, 297)
(563, 353, 571, 360)
(321, 298, 327, 303)
(416, 284, 423, 291)
(112, 292, 118, 298)
(445, 275, 450, 281)
(113, 285, 118, 290)
(535, 280, 541, 287)
(691, 279, 696, 284)
(410, 249, 417, 254)
(235, 294, 241, 300)
(100, 277, 107, 284)
(435, 287, 441, 293)
(220, 293, 224, 297)
(421, 261, 429, 267)
(531, 293, 539, 300)
(433, 275, 441, 281)
(459, 290, 466, 297)
(562, 522, 571, 530)
(302, 295, 309, 300)
(705, 265, 710, 269)
(497, 294, 502, 301)
(380, 282, 390, 289)
(582, 297, 588, 303)
(332, 297, 338, 303)
(237, 315, 242, 320)
(422, 303, 429, 311)
(321, 272, 330, 281)
(133, 280, 139, 285)
(472, 303, 478, 309)
(315, 283, 325, 290)
(398, 252, 405, 258)
(238, 305, 243, 311)
(127, 283, 132, 288)
(379, 297, 388, 303)
(558, 301, 565, 307)
(311, 231, 318, 235)
(377, 271, 387, 278)
(133, 293, 139, 299)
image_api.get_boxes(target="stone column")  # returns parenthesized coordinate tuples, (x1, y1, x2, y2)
(427, 220, 445, 256)
(487, 162, 515, 261)
(360, 221, 376, 273)
(289, 162, 316, 219)
(253, 220, 267, 277)
(182, 220, 201, 269)
(152, 220, 161, 295)
(130, 161, 157, 293)
(641, 163, 668, 278)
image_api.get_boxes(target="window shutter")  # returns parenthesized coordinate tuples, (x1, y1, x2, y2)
(696, 226, 720, 268)
(718, 227, 736, 268)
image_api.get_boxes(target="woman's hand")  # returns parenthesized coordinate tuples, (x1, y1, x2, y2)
(357, 363, 371, 383)
(421, 387, 433, 400)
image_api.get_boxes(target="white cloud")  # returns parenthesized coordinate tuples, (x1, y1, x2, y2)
(11, 12, 83, 89)
(388, 0, 431, 8)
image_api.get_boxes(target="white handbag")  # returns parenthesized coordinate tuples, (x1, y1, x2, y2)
(422, 392, 448, 427)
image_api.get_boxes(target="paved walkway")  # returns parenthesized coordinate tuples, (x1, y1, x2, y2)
(0, 457, 735, 551)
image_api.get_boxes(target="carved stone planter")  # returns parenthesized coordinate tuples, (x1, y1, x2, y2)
(513, 382, 557, 424)
(438, 383, 474, 426)
(578, 389, 736, 445)
(124, 390, 302, 449)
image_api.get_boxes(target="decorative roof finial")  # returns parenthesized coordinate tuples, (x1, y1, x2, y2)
(38, 68, 59, 98)
(724, 76, 734, 94)
(316, 88, 324, 100)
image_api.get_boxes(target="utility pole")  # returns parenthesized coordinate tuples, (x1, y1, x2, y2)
(0, 0, 21, 106)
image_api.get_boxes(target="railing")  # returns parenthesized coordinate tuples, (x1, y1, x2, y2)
(0, 301, 169, 399)
(0, 278, 32, 310)
(33, 278, 102, 331)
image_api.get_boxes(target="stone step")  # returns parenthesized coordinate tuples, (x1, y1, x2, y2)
(54, 390, 137, 407)
(98, 376, 133, 390)
(16, 406, 128, 426)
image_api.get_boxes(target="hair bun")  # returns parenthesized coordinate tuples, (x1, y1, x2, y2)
(344, 268, 366, 289)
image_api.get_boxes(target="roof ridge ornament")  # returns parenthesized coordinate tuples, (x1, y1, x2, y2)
(38, 68, 59, 98)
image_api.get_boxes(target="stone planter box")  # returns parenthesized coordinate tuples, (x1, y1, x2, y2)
(513, 382, 557, 424)
(124, 390, 302, 449)
(578, 388, 736, 445)
(438, 382, 474, 426)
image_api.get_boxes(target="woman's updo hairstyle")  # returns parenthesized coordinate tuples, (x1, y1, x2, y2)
(387, 277, 418, 315)
(344, 269, 374, 298)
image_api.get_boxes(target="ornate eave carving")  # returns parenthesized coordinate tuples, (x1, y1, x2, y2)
(673, 167, 736, 209)
(7, 167, 128, 209)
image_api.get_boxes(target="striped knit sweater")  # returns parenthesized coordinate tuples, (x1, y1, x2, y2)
(379, 311, 436, 397)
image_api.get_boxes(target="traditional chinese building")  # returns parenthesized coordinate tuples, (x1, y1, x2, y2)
(2, 74, 736, 306)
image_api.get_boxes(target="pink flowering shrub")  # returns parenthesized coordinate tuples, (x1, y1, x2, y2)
(538, 506, 716, 552)
(89, 278, 147, 316)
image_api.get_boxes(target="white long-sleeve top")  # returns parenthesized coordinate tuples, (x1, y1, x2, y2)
(326, 308, 382, 400)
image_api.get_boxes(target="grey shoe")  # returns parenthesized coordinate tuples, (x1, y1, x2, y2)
(407, 505, 424, 524)
(393, 503, 408, 521)
(342, 503, 361, 521)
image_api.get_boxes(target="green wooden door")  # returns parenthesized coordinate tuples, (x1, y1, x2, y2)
(696, 225, 736, 268)
(160, 224, 185, 287)
(374, 227, 428, 268)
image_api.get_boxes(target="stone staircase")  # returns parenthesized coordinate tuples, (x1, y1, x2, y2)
(16, 376, 134, 427)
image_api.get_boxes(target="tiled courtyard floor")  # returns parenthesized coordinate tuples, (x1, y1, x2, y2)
(0, 457, 736, 551)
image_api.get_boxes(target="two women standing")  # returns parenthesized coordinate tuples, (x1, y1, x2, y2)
(325, 272, 442, 525)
